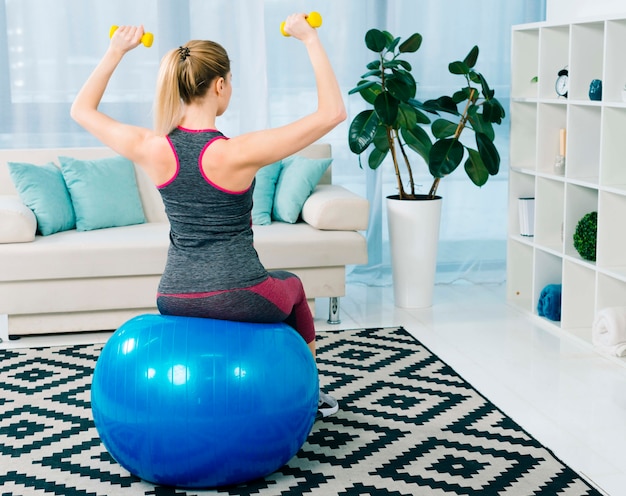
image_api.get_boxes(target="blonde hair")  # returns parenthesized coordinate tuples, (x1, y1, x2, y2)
(153, 40, 231, 136)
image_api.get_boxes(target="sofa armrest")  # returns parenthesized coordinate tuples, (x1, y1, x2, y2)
(0, 195, 37, 243)
(301, 185, 369, 231)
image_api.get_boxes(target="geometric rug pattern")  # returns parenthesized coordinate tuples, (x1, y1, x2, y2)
(0, 327, 602, 495)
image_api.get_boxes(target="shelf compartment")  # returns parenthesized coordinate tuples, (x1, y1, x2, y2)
(565, 104, 601, 183)
(538, 25, 570, 100)
(561, 260, 596, 329)
(534, 177, 564, 252)
(533, 249, 563, 322)
(564, 183, 599, 260)
(597, 273, 626, 314)
(536, 103, 567, 174)
(603, 19, 626, 103)
(569, 22, 604, 102)
(511, 27, 539, 99)
(508, 170, 536, 237)
(600, 107, 626, 191)
(597, 191, 626, 271)
(507, 240, 534, 311)
(510, 101, 538, 170)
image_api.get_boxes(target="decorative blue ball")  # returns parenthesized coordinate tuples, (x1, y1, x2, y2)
(91, 314, 318, 488)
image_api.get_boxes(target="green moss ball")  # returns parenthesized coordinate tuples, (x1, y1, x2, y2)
(573, 211, 597, 261)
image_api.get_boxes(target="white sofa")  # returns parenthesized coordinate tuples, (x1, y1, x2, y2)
(0, 144, 368, 342)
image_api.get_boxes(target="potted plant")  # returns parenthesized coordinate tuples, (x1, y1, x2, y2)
(348, 28, 505, 307)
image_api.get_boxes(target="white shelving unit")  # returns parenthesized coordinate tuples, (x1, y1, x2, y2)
(508, 16, 626, 345)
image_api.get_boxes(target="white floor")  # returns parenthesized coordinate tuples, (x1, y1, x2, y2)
(3, 281, 625, 495)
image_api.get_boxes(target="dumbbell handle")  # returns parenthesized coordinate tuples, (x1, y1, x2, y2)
(109, 25, 154, 48)
(280, 12, 322, 37)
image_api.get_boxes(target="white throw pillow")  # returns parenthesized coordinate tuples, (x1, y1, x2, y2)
(0, 195, 37, 243)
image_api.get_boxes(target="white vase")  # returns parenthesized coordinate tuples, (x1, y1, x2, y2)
(387, 195, 442, 308)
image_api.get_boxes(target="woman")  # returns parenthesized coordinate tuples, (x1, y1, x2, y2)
(71, 14, 346, 418)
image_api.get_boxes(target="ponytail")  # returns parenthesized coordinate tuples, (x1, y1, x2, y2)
(153, 40, 231, 136)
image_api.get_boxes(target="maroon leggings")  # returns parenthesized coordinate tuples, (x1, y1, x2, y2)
(156, 271, 315, 344)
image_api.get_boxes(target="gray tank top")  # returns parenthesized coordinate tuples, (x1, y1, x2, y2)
(157, 127, 267, 294)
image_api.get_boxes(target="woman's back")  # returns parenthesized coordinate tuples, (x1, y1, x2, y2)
(157, 128, 267, 294)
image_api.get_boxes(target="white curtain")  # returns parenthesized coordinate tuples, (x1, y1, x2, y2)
(0, 0, 546, 285)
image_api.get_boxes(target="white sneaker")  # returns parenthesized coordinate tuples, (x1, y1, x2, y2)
(317, 390, 339, 420)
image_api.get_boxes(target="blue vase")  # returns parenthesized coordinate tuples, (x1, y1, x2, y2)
(589, 79, 602, 101)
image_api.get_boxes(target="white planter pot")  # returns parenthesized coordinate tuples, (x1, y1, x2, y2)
(386, 195, 442, 308)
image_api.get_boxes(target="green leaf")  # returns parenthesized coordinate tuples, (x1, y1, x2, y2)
(432, 119, 457, 139)
(397, 103, 430, 129)
(386, 71, 416, 101)
(463, 46, 479, 68)
(464, 148, 489, 186)
(406, 99, 434, 122)
(374, 92, 399, 126)
(396, 104, 416, 129)
(452, 88, 470, 104)
(365, 29, 387, 53)
(488, 98, 506, 124)
(348, 110, 379, 154)
(366, 60, 380, 70)
(373, 124, 390, 151)
(423, 96, 459, 115)
(387, 37, 401, 53)
(401, 126, 432, 163)
(360, 69, 382, 79)
(476, 132, 500, 175)
(478, 73, 494, 99)
(429, 138, 464, 177)
(348, 80, 377, 95)
(399, 33, 423, 53)
(397, 60, 412, 71)
(359, 81, 382, 105)
(449, 60, 470, 75)
(368, 147, 388, 170)
(381, 30, 395, 47)
(467, 106, 495, 140)
(382, 60, 401, 69)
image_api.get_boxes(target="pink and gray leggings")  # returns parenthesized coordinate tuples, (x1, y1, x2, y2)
(156, 271, 315, 344)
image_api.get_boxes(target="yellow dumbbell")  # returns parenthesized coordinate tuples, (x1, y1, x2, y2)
(109, 25, 154, 48)
(280, 12, 322, 37)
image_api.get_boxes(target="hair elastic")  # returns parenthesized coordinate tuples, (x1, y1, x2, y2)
(178, 46, 190, 61)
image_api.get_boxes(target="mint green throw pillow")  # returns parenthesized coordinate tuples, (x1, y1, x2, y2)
(272, 156, 332, 223)
(7, 161, 76, 236)
(59, 155, 146, 231)
(252, 161, 282, 225)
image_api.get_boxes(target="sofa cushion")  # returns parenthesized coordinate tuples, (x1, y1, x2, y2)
(7, 161, 76, 235)
(0, 222, 170, 282)
(252, 160, 282, 226)
(0, 196, 37, 243)
(302, 185, 370, 231)
(59, 155, 146, 231)
(272, 156, 332, 223)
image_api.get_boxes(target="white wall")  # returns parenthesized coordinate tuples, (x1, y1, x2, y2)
(547, 0, 626, 23)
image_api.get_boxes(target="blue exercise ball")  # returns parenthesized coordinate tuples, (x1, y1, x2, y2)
(91, 314, 318, 488)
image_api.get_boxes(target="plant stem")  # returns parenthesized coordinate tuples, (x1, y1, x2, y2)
(387, 127, 406, 199)
(428, 177, 440, 197)
(396, 130, 416, 197)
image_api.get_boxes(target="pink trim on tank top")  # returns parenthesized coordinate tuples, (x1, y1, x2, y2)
(157, 136, 181, 188)
(199, 136, 252, 195)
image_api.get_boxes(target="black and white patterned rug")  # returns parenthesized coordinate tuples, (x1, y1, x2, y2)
(0, 327, 602, 495)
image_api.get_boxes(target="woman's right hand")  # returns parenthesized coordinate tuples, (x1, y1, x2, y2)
(110, 25, 144, 53)
(282, 13, 317, 42)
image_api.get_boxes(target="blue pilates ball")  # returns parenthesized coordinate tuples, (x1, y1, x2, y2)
(91, 314, 318, 488)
